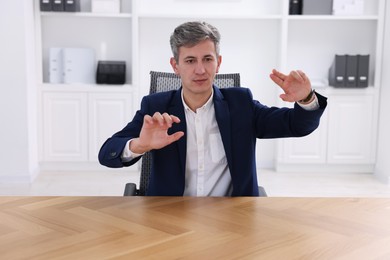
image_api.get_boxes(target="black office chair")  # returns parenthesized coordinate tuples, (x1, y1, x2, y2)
(124, 71, 267, 197)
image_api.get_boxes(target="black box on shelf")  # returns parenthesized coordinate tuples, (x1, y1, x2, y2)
(64, 0, 80, 12)
(40, 0, 52, 11)
(357, 55, 370, 88)
(345, 55, 358, 87)
(52, 0, 65, 11)
(329, 54, 347, 88)
(96, 61, 126, 85)
(289, 0, 303, 15)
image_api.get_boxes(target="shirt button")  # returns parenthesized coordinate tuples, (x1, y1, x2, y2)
(110, 152, 117, 157)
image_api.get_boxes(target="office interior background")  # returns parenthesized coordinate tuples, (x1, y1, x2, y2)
(1, 0, 390, 196)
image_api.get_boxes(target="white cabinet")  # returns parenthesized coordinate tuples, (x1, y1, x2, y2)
(88, 93, 133, 162)
(277, 109, 328, 164)
(277, 89, 377, 172)
(42, 90, 134, 163)
(42, 92, 88, 161)
(327, 93, 376, 164)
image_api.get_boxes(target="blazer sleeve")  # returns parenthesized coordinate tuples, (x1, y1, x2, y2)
(253, 91, 327, 139)
(98, 98, 148, 168)
(98, 91, 177, 168)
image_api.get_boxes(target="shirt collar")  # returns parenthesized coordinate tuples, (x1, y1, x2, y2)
(181, 87, 214, 112)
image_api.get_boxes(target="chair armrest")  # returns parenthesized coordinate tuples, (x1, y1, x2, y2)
(124, 183, 137, 196)
(258, 186, 267, 197)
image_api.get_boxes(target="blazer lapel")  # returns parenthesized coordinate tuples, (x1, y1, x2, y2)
(168, 88, 187, 175)
(213, 86, 233, 170)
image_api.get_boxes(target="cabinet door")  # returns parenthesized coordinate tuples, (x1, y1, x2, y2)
(327, 94, 376, 164)
(43, 92, 88, 161)
(88, 93, 133, 162)
(278, 109, 328, 164)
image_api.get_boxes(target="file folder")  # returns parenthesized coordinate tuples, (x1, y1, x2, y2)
(64, 0, 80, 12)
(345, 55, 358, 87)
(52, 0, 64, 11)
(329, 54, 347, 87)
(289, 0, 303, 15)
(63, 48, 96, 84)
(49, 48, 63, 84)
(40, 0, 52, 11)
(357, 55, 369, 88)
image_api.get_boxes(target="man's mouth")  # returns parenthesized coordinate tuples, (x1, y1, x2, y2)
(193, 79, 207, 83)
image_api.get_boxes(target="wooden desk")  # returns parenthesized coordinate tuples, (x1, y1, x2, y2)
(1, 197, 390, 259)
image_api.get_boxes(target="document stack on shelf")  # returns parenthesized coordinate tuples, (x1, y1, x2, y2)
(49, 47, 96, 84)
(332, 0, 364, 15)
(91, 0, 120, 13)
(328, 54, 369, 88)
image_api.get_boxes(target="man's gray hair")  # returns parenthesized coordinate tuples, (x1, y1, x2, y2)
(170, 21, 221, 62)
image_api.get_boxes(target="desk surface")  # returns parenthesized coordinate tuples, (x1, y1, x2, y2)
(1, 197, 390, 259)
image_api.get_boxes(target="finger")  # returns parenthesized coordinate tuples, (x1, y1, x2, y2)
(161, 113, 173, 127)
(143, 114, 154, 125)
(297, 70, 310, 83)
(272, 69, 287, 80)
(168, 131, 185, 143)
(290, 70, 304, 83)
(279, 93, 293, 102)
(170, 115, 181, 124)
(270, 73, 284, 88)
(152, 112, 165, 126)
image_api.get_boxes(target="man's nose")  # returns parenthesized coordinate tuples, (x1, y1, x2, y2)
(195, 61, 206, 74)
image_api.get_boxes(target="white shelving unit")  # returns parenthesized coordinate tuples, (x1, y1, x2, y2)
(34, 0, 138, 171)
(34, 0, 386, 173)
(277, 0, 385, 173)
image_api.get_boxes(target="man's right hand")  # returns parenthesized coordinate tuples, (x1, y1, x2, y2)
(129, 112, 184, 154)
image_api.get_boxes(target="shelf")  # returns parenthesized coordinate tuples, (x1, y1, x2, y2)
(315, 86, 376, 96)
(288, 15, 379, 21)
(40, 11, 132, 18)
(138, 13, 282, 20)
(40, 83, 135, 92)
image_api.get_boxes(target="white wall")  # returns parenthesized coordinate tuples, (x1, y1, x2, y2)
(375, 1, 390, 183)
(0, 0, 38, 182)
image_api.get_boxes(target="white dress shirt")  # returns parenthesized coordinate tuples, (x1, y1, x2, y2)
(181, 89, 232, 196)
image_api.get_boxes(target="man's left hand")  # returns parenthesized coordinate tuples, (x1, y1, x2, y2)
(269, 69, 312, 102)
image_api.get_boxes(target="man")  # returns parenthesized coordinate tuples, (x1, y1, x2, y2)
(99, 21, 327, 196)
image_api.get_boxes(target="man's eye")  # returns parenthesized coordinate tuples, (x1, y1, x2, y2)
(205, 57, 213, 62)
(185, 59, 194, 64)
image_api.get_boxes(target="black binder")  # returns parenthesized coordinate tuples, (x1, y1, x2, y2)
(289, 0, 303, 15)
(345, 55, 358, 87)
(64, 0, 80, 12)
(52, 0, 64, 11)
(329, 55, 347, 88)
(40, 0, 52, 11)
(357, 55, 369, 88)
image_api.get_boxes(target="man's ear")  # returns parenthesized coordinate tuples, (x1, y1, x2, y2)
(216, 55, 222, 73)
(170, 57, 179, 75)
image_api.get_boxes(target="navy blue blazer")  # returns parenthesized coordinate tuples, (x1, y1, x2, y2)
(99, 86, 327, 196)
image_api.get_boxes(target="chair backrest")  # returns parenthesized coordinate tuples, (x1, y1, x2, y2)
(138, 71, 241, 195)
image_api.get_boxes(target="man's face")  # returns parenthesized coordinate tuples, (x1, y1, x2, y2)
(170, 39, 222, 97)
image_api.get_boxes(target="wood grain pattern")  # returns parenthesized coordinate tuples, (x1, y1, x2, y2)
(1, 197, 390, 259)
